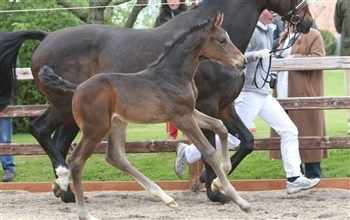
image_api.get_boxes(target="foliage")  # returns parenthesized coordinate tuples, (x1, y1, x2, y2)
(319, 29, 337, 56)
(1, 1, 84, 133)
(108, 2, 133, 27)
(0, 1, 84, 64)
(1, 1, 158, 133)
(107, 0, 158, 28)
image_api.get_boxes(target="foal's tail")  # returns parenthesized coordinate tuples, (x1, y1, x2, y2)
(38, 66, 77, 94)
(0, 30, 48, 111)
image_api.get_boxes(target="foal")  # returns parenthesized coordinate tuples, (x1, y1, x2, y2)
(39, 12, 250, 219)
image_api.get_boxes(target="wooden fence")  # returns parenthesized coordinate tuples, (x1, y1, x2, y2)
(0, 57, 349, 190)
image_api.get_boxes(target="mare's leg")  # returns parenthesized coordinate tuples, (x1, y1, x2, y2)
(220, 104, 254, 174)
(173, 114, 251, 213)
(106, 118, 176, 206)
(52, 120, 80, 202)
(29, 105, 72, 198)
(194, 94, 229, 203)
(200, 105, 254, 203)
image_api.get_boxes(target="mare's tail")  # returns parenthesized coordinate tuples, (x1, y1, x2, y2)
(0, 30, 48, 111)
(38, 66, 77, 93)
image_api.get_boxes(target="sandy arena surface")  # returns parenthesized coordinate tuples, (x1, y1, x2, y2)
(1, 188, 349, 220)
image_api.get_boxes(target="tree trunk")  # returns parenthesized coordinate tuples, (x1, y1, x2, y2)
(124, 0, 149, 28)
(56, 0, 89, 23)
(87, 0, 113, 24)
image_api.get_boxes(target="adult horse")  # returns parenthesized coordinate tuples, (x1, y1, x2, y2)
(0, 0, 313, 204)
(39, 12, 251, 218)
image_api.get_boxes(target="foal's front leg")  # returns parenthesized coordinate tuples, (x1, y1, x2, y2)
(193, 109, 230, 190)
(105, 118, 177, 207)
(174, 115, 251, 213)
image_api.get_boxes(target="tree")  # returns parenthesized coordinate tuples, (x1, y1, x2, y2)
(0, 0, 155, 133)
(0, 0, 87, 133)
(55, 0, 149, 27)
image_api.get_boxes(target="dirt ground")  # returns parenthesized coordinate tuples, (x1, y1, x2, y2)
(1, 188, 349, 220)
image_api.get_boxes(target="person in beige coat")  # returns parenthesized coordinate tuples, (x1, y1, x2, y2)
(270, 24, 328, 179)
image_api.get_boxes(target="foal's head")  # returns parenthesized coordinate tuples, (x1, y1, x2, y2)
(201, 11, 246, 72)
(149, 11, 246, 72)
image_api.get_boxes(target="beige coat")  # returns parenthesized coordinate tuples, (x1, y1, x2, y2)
(270, 28, 328, 162)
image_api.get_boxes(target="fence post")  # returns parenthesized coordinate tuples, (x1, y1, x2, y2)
(189, 160, 204, 191)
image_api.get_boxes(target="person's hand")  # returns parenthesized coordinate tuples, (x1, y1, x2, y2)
(253, 49, 270, 60)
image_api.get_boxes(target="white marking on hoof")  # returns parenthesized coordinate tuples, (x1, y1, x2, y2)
(211, 177, 222, 191)
(52, 181, 64, 198)
(55, 165, 70, 192)
(167, 200, 178, 208)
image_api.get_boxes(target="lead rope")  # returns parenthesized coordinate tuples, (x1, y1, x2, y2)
(252, 30, 300, 89)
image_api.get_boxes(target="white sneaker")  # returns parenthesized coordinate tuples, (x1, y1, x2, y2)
(286, 176, 320, 194)
(174, 143, 189, 178)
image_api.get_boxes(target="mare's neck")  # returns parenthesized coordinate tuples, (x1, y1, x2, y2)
(157, 0, 262, 53)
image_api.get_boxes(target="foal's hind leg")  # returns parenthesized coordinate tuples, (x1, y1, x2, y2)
(174, 114, 251, 213)
(68, 129, 107, 220)
(106, 118, 177, 207)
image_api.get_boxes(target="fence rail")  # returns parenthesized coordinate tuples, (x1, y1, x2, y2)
(1, 96, 349, 119)
(1, 136, 349, 156)
(0, 57, 349, 190)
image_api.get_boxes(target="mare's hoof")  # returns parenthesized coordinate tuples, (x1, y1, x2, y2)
(166, 201, 178, 208)
(208, 190, 231, 204)
(60, 191, 76, 203)
(52, 181, 65, 198)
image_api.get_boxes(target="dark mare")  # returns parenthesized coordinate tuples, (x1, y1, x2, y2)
(38, 12, 250, 219)
(0, 0, 313, 204)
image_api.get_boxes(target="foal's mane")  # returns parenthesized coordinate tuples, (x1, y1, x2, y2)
(148, 18, 211, 68)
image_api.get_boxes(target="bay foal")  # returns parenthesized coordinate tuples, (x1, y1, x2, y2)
(39, 12, 249, 219)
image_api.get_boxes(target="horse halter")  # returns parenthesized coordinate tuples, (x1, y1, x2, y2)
(285, 0, 308, 25)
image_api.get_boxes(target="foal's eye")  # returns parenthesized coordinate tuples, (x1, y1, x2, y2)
(218, 38, 227, 45)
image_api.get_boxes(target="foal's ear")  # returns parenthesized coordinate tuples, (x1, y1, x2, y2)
(210, 11, 224, 29)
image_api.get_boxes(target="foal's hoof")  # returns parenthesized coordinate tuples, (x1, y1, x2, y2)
(210, 178, 222, 192)
(60, 191, 76, 203)
(52, 181, 66, 198)
(211, 183, 218, 192)
(166, 200, 178, 208)
(241, 203, 252, 213)
(242, 206, 253, 213)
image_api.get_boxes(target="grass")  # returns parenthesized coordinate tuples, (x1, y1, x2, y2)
(4, 70, 350, 182)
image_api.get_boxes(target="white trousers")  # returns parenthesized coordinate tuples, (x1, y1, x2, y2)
(184, 91, 302, 178)
(235, 91, 301, 178)
(185, 133, 240, 164)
